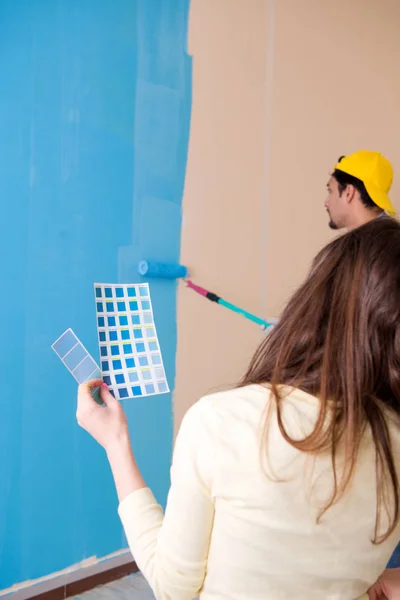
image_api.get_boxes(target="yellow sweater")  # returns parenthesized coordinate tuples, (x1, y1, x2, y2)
(118, 384, 400, 599)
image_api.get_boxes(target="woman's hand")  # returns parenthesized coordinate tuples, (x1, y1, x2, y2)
(76, 379, 146, 502)
(369, 568, 400, 599)
(76, 379, 129, 451)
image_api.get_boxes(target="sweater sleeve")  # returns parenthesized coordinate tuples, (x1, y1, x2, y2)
(118, 398, 216, 600)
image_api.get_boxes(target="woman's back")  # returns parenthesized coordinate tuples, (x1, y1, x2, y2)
(199, 383, 400, 599)
(116, 219, 400, 600)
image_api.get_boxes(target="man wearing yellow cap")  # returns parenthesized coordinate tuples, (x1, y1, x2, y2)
(325, 150, 395, 230)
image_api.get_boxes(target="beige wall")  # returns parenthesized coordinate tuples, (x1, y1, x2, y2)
(174, 0, 400, 432)
(266, 0, 400, 314)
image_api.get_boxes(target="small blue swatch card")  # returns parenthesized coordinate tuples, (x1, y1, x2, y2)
(52, 328, 101, 383)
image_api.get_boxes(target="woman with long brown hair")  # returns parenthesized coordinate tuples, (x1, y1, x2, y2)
(77, 216, 400, 599)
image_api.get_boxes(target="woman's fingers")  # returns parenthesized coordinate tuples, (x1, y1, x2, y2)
(78, 379, 104, 406)
(75, 379, 128, 449)
(77, 379, 105, 423)
(99, 383, 119, 407)
(78, 378, 104, 396)
(368, 579, 385, 600)
(77, 380, 118, 408)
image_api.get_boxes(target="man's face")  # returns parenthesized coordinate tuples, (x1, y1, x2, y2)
(325, 176, 347, 230)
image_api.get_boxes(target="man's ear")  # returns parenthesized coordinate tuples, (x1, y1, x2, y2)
(343, 183, 357, 205)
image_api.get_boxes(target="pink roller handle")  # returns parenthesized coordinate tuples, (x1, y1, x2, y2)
(185, 279, 208, 297)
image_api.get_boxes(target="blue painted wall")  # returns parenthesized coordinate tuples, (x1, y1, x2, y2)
(0, 0, 191, 590)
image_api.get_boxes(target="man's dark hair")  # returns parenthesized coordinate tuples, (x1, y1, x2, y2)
(332, 155, 378, 210)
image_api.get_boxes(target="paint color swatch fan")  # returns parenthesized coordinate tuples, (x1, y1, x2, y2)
(52, 283, 169, 401)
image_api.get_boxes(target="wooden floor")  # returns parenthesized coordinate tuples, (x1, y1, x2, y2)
(71, 573, 155, 600)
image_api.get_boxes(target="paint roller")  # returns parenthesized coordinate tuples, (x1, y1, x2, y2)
(138, 260, 188, 279)
(138, 260, 275, 330)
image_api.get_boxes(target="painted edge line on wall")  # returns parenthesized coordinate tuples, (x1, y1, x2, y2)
(0, 550, 133, 599)
(260, 0, 276, 318)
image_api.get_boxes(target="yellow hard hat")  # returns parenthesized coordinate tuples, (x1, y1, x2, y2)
(334, 150, 395, 215)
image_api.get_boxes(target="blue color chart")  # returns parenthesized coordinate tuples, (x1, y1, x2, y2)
(95, 283, 169, 401)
